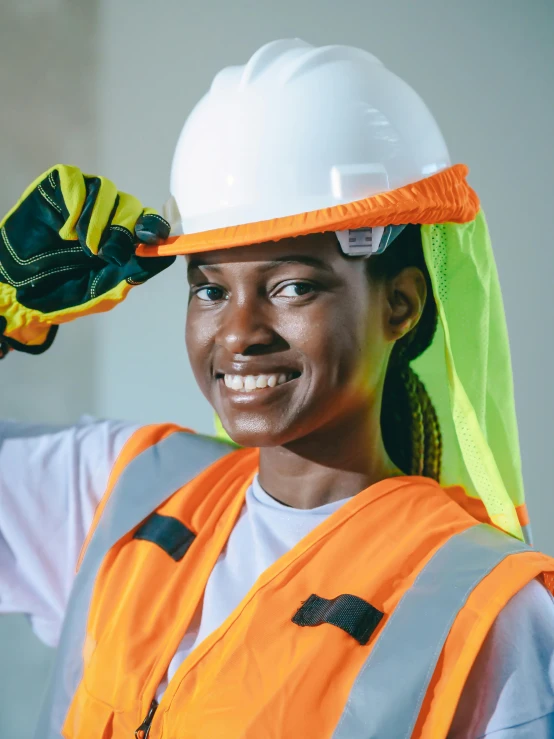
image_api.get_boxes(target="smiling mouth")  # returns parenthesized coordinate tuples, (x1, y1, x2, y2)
(216, 372, 301, 392)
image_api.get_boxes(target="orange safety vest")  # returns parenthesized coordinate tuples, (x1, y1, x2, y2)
(36, 425, 554, 739)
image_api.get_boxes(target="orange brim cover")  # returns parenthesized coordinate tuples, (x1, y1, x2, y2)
(137, 164, 480, 257)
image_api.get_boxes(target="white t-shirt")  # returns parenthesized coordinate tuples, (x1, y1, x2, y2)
(1, 418, 553, 738)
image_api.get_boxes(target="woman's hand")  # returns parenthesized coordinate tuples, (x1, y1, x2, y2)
(0, 164, 174, 356)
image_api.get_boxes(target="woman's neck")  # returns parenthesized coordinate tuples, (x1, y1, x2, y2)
(257, 406, 403, 509)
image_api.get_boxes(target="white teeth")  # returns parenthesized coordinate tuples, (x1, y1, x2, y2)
(222, 373, 294, 391)
(244, 375, 256, 391)
(231, 375, 244, 390)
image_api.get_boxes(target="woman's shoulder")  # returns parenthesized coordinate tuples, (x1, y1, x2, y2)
(449, 578, 554, 737)
(495, 576, 554, 636)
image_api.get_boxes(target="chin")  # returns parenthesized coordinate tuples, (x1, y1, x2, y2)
(218, 413, 297, 448)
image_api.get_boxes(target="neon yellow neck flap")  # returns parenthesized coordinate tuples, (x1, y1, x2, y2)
(416, 213, 526, 541)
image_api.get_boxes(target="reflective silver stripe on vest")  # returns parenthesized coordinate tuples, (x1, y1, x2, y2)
(332, 523, 531, 739)
(35, 431, 234, 739)
(521, 522, 533, 546)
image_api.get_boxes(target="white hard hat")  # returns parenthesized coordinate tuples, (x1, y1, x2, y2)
(140, 39, 477, 257)
(169, 38, 450, 235)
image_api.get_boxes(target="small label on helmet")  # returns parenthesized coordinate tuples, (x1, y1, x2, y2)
(336, 227, 385, 257)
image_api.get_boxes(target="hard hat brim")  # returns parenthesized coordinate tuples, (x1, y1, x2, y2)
(137, 165, 479, 257)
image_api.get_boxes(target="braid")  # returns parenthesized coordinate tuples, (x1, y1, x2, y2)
(368, 224, 443, 481)
(400, 365, 425, 476)
(420, 378, 442, 479)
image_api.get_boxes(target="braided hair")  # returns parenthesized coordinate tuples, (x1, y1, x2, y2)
(367, 225, 442, 481)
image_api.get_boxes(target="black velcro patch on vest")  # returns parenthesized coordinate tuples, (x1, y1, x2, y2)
(292, 593, 384, 645)
(133, 513, 196, 562)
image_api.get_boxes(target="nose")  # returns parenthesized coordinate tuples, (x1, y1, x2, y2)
(217, 297, 281, 356)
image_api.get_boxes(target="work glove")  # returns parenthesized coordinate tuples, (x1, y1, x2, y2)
(0, 164, 174, 357)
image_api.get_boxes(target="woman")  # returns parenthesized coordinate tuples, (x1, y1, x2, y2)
(1, 40, 553, 738)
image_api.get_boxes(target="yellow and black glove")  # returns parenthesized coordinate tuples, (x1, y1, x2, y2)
(0, 164, 174, 357)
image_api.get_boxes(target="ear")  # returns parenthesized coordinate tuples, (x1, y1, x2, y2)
(384, 267, 427, 342)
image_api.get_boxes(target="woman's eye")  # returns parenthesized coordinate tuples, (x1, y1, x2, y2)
(195, 286, 225, 302)
(276, 282, 315, 298)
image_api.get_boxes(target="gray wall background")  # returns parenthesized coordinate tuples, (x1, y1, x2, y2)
(1, 0, 553, 735)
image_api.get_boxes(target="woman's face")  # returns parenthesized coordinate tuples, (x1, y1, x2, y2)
(185, 233, 402, 448)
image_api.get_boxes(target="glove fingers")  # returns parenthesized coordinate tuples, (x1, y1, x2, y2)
(135, 210, 171, 245)
(123, 253, 176, 283)
(45, 171, 166, 261)
(54, 165, 87, 241)
(47, 169, 136, 260)
(112, 190, 144, 230)
(99, 206, 171, 266)
(75, 176, 119, 256)
(80, 186, 148, 264)
(98, 225, 136, 267)
(13, 253, 176, 315)
(64, 254, 175, 308)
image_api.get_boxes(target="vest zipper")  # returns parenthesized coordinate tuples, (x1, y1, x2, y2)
(135, 699, 159, 738)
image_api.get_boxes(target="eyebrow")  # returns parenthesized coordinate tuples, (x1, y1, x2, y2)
(187, 255, 333, 277)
